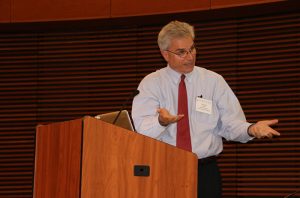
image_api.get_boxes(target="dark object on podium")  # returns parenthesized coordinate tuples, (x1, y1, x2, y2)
(134, 165, 150, 177)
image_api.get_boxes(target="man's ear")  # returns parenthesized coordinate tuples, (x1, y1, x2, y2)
(161, 50, 169, 62)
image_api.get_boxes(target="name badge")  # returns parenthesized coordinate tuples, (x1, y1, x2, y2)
(196, 97, 212, 114)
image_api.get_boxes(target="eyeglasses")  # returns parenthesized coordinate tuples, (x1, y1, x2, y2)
(165, 45, 197, 58)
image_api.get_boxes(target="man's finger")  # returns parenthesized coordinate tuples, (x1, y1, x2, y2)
(270, 129, 280, 136)
(264, 119, 279, 126)
(176, 114, 184, 121)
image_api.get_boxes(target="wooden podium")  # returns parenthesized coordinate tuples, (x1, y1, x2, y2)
(33, 116, 198, 198)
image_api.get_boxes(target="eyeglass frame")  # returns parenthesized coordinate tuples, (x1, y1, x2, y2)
(164, 44, 197, 58)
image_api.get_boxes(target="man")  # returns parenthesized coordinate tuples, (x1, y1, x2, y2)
(131, 20, 280, 197)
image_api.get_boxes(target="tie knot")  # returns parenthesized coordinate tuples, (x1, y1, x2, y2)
(181, 74, 185, 81)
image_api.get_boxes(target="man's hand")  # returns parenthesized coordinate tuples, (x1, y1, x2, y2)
(157, 108, 184, 126)
(248, 119, 280, 138)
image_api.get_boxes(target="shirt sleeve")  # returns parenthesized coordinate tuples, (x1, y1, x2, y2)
(214, 75, 253, 143)
(131, 75, 167, 139)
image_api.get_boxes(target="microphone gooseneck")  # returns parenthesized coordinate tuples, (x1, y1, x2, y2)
(284, 189, 300, 198)
(112, 90, 139, 125)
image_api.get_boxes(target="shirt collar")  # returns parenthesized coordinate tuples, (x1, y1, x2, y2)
(166, 65, 194, 84)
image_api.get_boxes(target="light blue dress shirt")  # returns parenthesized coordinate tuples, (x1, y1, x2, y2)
(132, 65, 252, 159)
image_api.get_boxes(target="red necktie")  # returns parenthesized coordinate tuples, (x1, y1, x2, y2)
(177, 75, 192, 151)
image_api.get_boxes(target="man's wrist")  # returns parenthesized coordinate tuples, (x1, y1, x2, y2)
(158, 119, 168, 126)
(247, 123, 255, 137)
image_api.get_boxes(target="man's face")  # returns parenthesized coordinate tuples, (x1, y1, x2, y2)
(161, 36, 196, 74)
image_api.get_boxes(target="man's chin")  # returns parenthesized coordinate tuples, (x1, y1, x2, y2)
(183, 65, 194, 73)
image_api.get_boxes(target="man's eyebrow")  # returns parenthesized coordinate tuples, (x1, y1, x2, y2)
(174, 44, 195, 51)
(175, 48, 186, 52)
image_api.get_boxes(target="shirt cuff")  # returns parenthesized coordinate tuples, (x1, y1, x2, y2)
(246, 122, 255, 140)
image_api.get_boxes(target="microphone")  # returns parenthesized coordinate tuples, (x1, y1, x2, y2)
(284, 190, 300, 198)
(112, 89, 140, 125)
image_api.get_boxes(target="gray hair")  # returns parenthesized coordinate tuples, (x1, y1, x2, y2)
(157, 20, 195, 51)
